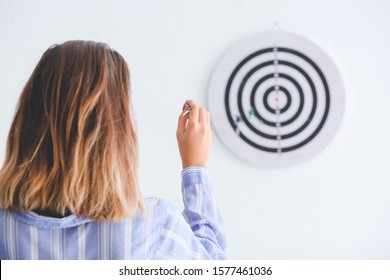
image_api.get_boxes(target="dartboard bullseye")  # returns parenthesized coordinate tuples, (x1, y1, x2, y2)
(208, 31, 345, 167)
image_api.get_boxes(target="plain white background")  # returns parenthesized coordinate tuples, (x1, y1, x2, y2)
(0, 0, 389, 259)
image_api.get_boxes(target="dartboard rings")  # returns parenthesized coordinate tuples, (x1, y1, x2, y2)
(208, 31, 345, 167)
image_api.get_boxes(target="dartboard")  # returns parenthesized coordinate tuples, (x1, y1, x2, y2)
(208, 31, 345, 167)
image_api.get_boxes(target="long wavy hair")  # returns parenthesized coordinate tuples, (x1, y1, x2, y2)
(0, 40, 144, 221)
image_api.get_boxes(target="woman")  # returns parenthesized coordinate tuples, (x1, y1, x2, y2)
(0, 40, 226, 259)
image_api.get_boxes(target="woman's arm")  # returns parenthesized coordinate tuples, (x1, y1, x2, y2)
(154, 167, 226, 260)
(153, 100, 226, 259)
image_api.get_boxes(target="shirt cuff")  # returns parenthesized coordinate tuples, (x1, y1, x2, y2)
(181, 166, 211, 189)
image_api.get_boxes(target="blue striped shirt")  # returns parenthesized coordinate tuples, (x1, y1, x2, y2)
(0, 167, 226, 259)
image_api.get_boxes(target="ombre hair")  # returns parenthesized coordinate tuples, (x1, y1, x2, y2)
(0, 40, 144, 221)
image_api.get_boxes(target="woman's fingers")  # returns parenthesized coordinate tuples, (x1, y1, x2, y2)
(176, 100, 212, 168)
(199, 107, 207, 125)
(177, 110, 187, 136)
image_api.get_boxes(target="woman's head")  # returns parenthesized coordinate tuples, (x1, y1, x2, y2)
(0, 40, 144, 220)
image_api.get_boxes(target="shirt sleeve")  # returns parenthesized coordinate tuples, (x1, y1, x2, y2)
(154, 167, 227, 260)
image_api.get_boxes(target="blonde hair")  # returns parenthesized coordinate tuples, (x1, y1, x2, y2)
(0, 40, 144, 221)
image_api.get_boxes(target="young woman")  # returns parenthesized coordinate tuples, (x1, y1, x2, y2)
(0, 40, 226, 259)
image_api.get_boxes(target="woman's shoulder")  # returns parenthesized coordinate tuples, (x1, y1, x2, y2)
(142, 197, 179, 216)
(136, 197, 183, 227)
(0, 197, 182, 233)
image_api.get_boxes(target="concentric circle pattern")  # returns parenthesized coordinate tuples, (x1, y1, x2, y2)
(208, 32, 345, 167)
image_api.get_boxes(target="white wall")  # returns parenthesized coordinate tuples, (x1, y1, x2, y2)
(1, 0, 389, 259)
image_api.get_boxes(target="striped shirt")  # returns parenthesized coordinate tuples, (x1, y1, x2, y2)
(0, 167, 226, 259)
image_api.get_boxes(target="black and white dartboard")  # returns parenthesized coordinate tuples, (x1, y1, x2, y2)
(208, 31, 345, 167)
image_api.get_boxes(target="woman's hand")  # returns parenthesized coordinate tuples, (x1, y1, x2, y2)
(176, 100, 212, 168)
